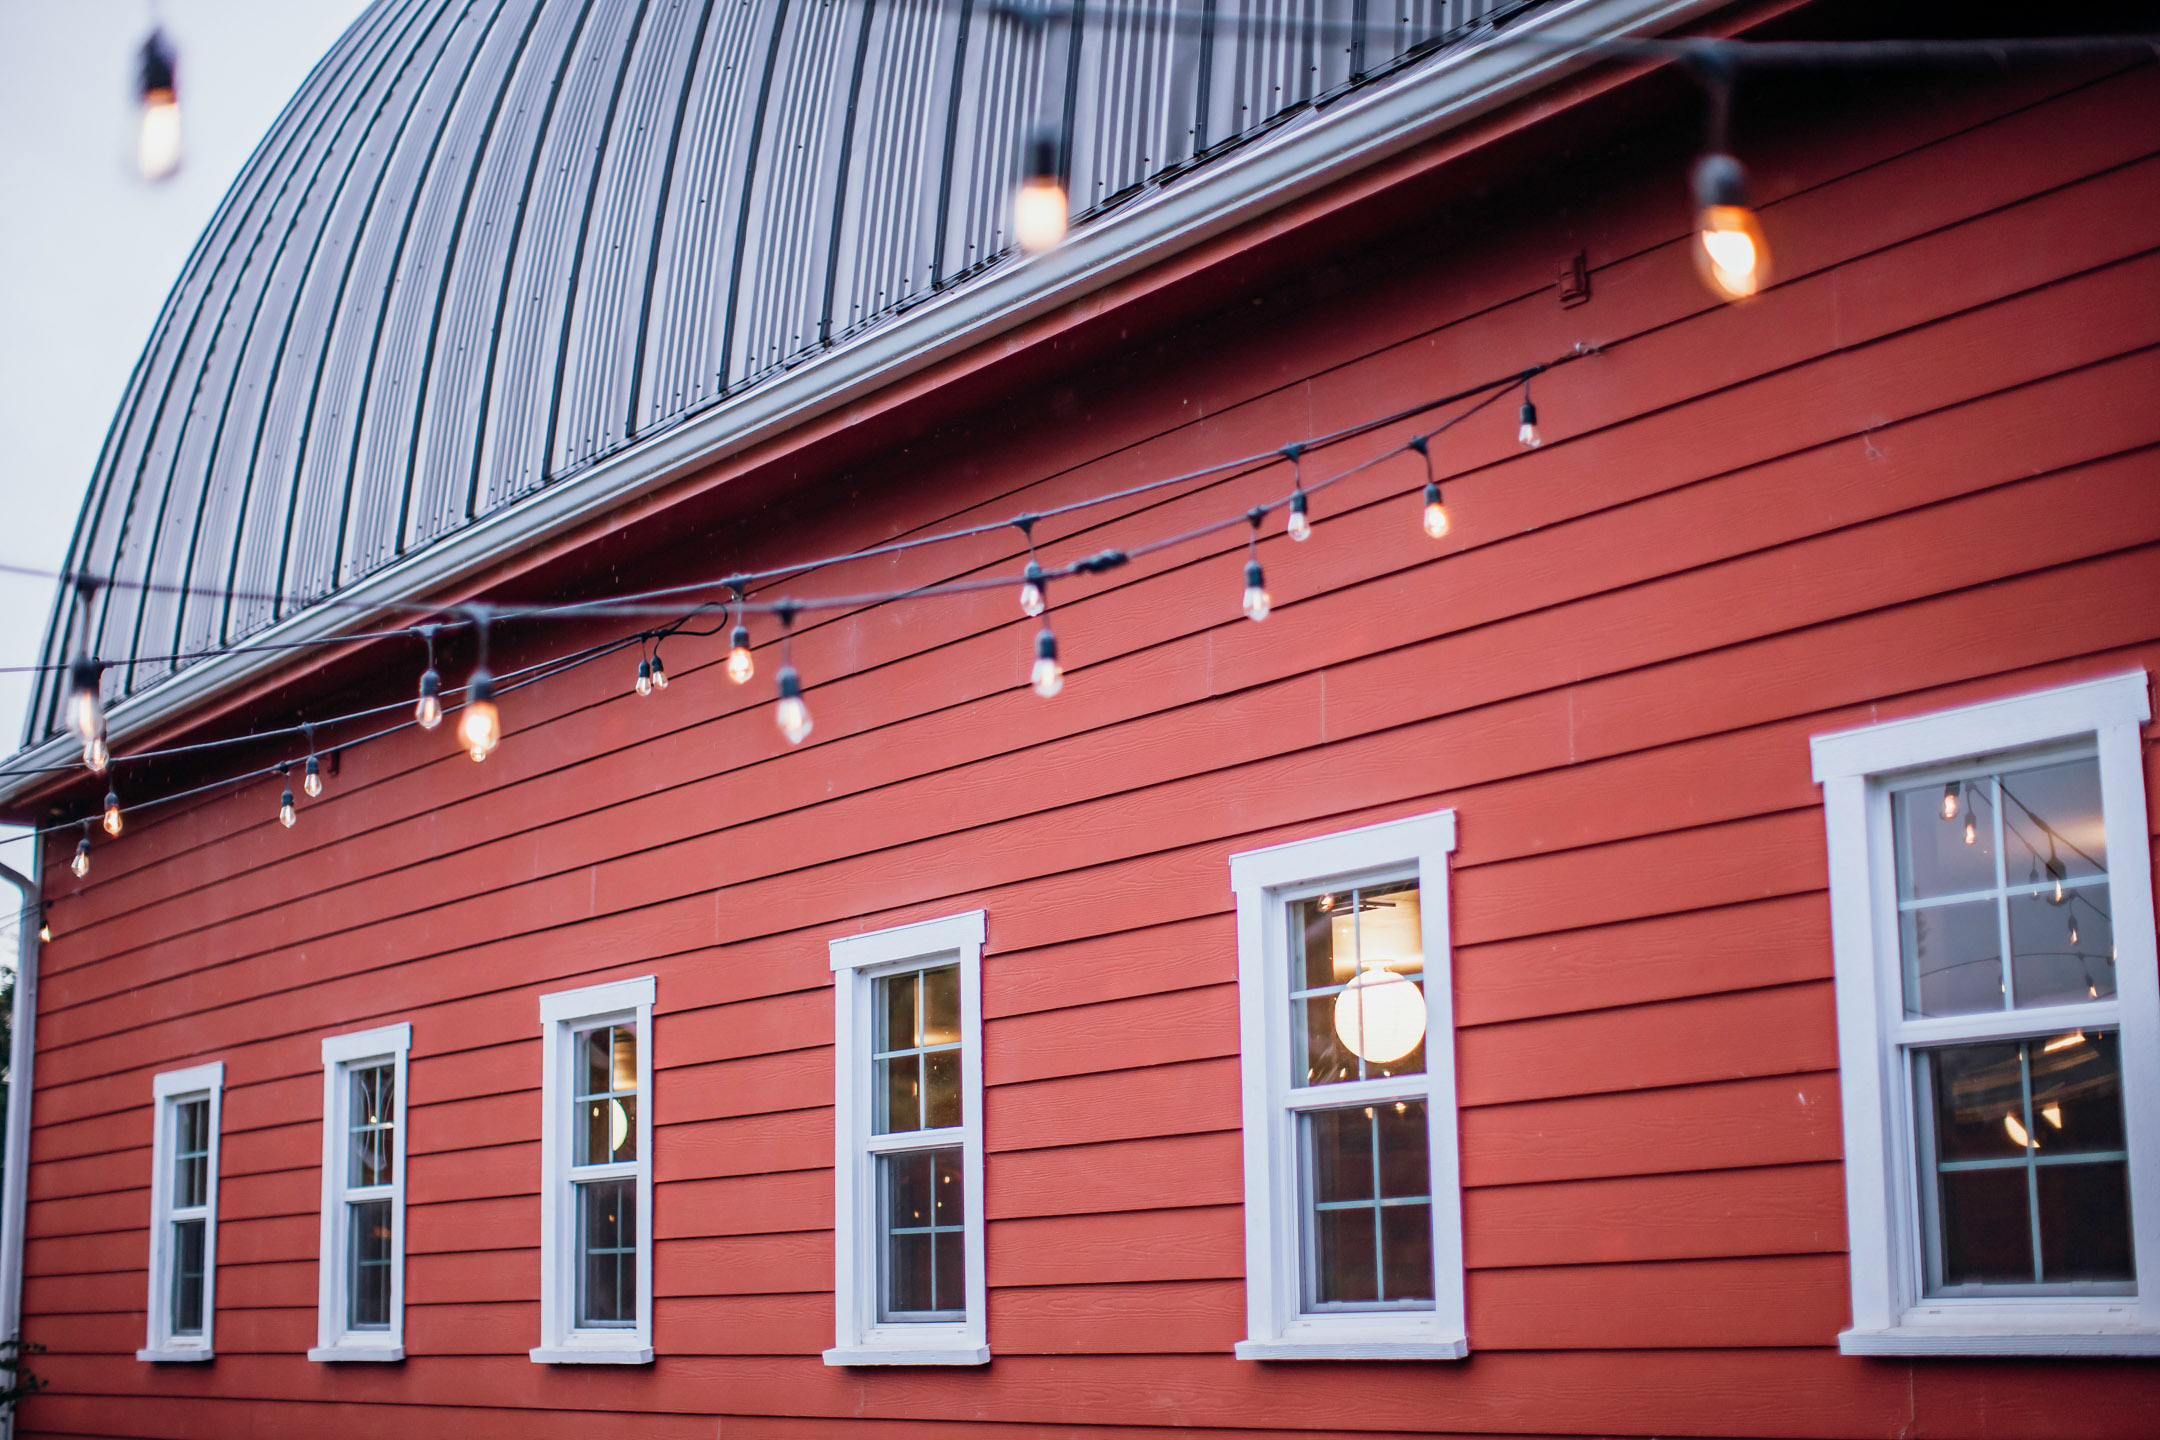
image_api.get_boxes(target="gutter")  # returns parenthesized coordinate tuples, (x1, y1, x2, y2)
(0, 0, 1733, 806)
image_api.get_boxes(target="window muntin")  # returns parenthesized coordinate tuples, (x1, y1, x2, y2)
(1291, 881, 1426, 1087)
(344, 1063, 396, 1329)
(141, 1063, 223, 1362)
(1893, 755, 2115, 1017)
(314, 1027, 409, 1360)
(826, 912, 988, 1365)
(532, 977, 654, 1363)
(1303, 1100, 1433, 1309)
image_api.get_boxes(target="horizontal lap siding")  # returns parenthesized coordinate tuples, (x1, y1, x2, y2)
(20, 55, 2160, 1440)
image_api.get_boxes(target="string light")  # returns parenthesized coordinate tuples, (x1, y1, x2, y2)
(136, 28, 181, 183)
(650, 646, 668, 690)
(2044, 838, 2066, 905)
(72, 832, 90, 879)
(37, 911, 50, 944)
(1241, 509, 1271, 623)
(2069, 910, 2080, 948)
(278, 765, 296, 829)
(84, 735, 110, 776)
(457, 610, 501, 763)
(103, 786, 122, 837)
(1517, 383, 1542, 449)
(302, 725, 323, 797)
(774, 607, 812, 745)
(1691, 153, 1767, 302)
(1941, 782, 1959, 821)
(1031, 626, 1063, 698)
(415, 626, 443, 730)
(1013, 124, 1068, 254)
(1407, 436, 1449, 539)
(67, 651, 107, 771)
(1284, 446, 1312, 541)
(1964, 811, 1977, 846)
(635, 657, 653, 696)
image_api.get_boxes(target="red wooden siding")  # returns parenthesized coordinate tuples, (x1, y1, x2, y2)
(15, 45, 2160, 1440)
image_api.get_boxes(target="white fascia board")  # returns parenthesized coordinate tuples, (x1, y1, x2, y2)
(0, 0, 1731, 803)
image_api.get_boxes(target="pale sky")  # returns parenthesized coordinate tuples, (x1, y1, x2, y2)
(0, 0, 372, 876)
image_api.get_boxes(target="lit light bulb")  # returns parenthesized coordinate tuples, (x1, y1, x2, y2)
(774, 665, 812, 745)
(85, 736, 110, 774)
(1287, 492, 1312, 542)
(2003, 1113, 2036, 1150)
(279, 784, 296, 829)
(2042, 1103, 2064, 1129)
(1517, 400, 1541, 449)
(2069, 912, 2080, 947)
(1691, 153, 1769, 302)
(1031, 627, 1063, 699)
(66, 656, 106, 748)
(72, 838, 90, 879)
(651, 654, 668, 690)
(1014, 126, 1067, 254)
(136, 30, 181, 183)
(726, 624, 755, 684)
(459, 669, 501, 762)
(1332, 964, 1427, 1064)
(636, 659, 653, 696)
(37, 918, 50, 944)
(1422, 481, 1449, 539)
(303, 754, 323, 798)
(103, 789, 122, 837)
(416, 667, 443, 729)
(1019, 562, 1046, 618)
(1242, 560, 1270, 623)
(1941, 783, 1959, 821)
(1964, 814, 1977, 846)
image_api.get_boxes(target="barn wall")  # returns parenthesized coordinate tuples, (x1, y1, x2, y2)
(17, 49, 2160, 1440)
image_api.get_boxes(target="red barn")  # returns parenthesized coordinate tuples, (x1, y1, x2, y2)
(2, 0, 2157, 1434)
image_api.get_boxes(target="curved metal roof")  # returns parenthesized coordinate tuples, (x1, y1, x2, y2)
(32, 0, 1535, 741)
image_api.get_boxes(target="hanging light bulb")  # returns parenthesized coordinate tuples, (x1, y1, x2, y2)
(1691, 152, 1768, 302)
(774, 665, 813, 745)
(1019, 561, 1046, 618)
(2069, 910, 2080, 948)
(136, 29, 181, 183)
(1287, 490, 1312, 542)
(278, 768, 297, 830)
(1941, 783, 1960, 821)
(650, 651, 668, 690)
(66, 655, 107, 752)
(85, 735, 111, 775)
(635, 658, 653, 696)
(37, 913, 50, 944)
(1013, 124, 1068, 254)
(72, 835, 90, 879)
(1408, 435, 1449, 539)
(1242, 559, 1271, 622)
(1031, 626, 1063, 698)
(1332, 964, 1427, 1065)
(301, 755, 321, 798)
(103, 788, 123, 837)
(1964, 812, 1977, 846)
(2045, 838, 2066, 905)
(415, 625, 445, 729)
(726, 622, 755, 684)
(1517, 396, 1542, 449)
(459, 669, 501, 762)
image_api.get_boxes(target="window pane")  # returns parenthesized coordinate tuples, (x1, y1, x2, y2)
(173, 1099, 208, 1209)
(924, 1049, 961, 1129)
(2030, 1030, 2124, 1151)
(920, 965, 960, 1046)
(576, 1177, 637, 1327)
(1304, 1102, 1433, 1309)
(1930, 1042, 2028, 1163)
(1291, 882, 1426, 1087)
(580, 1093, 638, 1166)
(876, 1054, 921, 1135)
(349, 1064, 394, 1188)
(1938, 1166, 2034, 1286)
(170, 1217, 205, 1335)
(611, 1025, 638, 1094)
(2010, 885, 2115, 1007)
(877, 972, 917, 1053)
(2038, 1162, 2134, 1282)
(1903, 900, 2002, 1018)
(1895, 779, 1997, 900)
(583, 1025, 615, 1100)
(881, 1147, 963, 1319)
(1999, 759, 2106, 882)
(348, 1198, 393, 1329)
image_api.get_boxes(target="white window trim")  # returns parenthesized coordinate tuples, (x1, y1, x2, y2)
(824, 911, 989, 1366)
(1811, 670, 2160, 1356)
(530, 976, 655, 1364)
(1228, 810, 1467, 1361)
(310, 1023, 411, 1362)
(138, 1061, 224, 1363)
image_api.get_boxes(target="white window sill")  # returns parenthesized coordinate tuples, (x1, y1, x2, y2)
(823, 1343, 991, 1367)
(529, 1345, 654, 1365)
(136, 1347, 213, 1363)
(308, 1345, 405, 1362)
(1841, 1326, 2160, 1357)
(1235, 1336, 1469, 1361)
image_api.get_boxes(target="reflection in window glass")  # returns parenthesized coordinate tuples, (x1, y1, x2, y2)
(874, 966, 962, 1134)
(1304, 1101, 1433, 1308)
(576, 1023, 639, 1166)
(348, 1199, 393, 1328)
(881, 1147, 964, 1320)
(1923, 1030, 2133, 1291)
(577, 1177, 638, 1326)
(1290, 881, 1426, 1087)
(1893, 756, 2114, 1016)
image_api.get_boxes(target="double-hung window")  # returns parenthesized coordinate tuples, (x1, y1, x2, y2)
(826, 912, 987, 1365)
(1812, 672, 2160, 1354)
(312, 1024, 410, 1361)
(1229, 811, 1467, 1360)
(531, 977, 654, 1364)
(139, 1062, 223, 1362)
